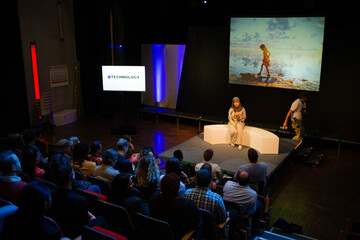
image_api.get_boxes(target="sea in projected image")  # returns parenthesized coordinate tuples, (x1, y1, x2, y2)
(229, 17, 325, 92)
(229, 47, 322, 91)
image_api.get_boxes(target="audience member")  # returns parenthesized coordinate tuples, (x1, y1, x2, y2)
(195, 149, 222, 184)
(184, 169, 227, 225)
(94, 149, 119, 182)
(114, 138, 134, 175)
(160, 158, 188, 197)
(1, 181, 62, 240)
(23, 128, 47, 165)
(7, 133, 24, 161)
(73, 142, 96, 176)
(150, 173, 201, 240)
(56, 139, 73, 160)
(134, 154, 160, 200)
(89, 141, 103, 165)
(110, 173, 149, 220)
(122, 135, 138, 165)
(46, 154, 106, 239)
(234, 148, 267, 194)
(69, 136, 80, 148)
(223, 169, 263, 238)
(47, 151, 100, 194)
(0, 150, 27, 205)
(173, 149, 189, 177)
(21, 144, 45, 180)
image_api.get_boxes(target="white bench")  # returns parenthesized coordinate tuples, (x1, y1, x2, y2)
(204, 124, 279, 154)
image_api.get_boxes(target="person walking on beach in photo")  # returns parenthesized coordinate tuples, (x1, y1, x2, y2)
(258, 44, 271, 77)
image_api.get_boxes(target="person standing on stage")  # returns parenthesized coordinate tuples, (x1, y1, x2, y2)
(283, 92, 308, 141)
(227, 97, 246, 150)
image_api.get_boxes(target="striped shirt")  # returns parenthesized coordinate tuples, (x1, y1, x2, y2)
(183, 187, 227, 225)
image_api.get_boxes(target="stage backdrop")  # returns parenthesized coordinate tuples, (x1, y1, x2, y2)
(177, 26, 360, 142)
(141, 44, 186, 109)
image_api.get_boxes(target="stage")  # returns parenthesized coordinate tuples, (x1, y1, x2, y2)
(158, 133, 300, 178)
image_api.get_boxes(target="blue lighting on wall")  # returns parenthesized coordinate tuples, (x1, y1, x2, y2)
(152, 44, 166, 103)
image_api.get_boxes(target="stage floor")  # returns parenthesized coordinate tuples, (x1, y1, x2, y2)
(158, 133, 299, 177)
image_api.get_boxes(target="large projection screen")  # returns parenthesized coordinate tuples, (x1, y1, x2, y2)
(229, 17, 325, 92)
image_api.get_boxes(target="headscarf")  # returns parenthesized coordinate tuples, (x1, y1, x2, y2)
(231, 97, 243, 112)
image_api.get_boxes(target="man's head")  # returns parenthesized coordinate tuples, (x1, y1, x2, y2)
(0, 150, 22, 176)
(299, 91, 308, 102)
(56, 139, 74, 155)
(236, 169, 250, 186)
(203, 149, 214, 162)
(116, 138, 128, 153)
(196, 169, 212, 188)
(90, 141, 102, 155)
(248, 148, 259, 164)
(102, 149, 118, 166)
(173, 149, 183, 161)
(49, 154, 74, 188)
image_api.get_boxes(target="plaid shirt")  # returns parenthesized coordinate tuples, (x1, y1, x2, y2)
(183, 187, 227, 225)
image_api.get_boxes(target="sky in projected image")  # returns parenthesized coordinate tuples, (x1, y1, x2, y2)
(229, 17, 325, 91)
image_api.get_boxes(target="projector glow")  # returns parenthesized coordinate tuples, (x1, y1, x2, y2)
(102, 66, 146, 92)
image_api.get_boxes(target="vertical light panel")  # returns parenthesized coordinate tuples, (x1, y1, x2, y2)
(30, 43, 40, 100)
(152, 44, 166, 103)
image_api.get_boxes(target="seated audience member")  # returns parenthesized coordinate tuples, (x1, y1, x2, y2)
(94, 149, 119, 182)
(173, 149, 189, 177)
(1, 181, 62, 240)
(223, 169, 263, 238)
(69, 136, 80, 149)
(184, 169, 227, 225)
(114, 138, 134, 175)
(89, 141, 103, 165)
(134, 154, 160, 200)
(234, 148, 267, 194)
(56, 138, 74, 160)
(0, 150, 26, 205)
(110, 173, 149, 219)
(21, 144, 45, 180)
(150, 173, 201, 240)
(195, 149, 222, 184)
(7, 133, 24, 162)
(47, 151, 100, 194)
(46, 154, 105, 239)
(73, 142, 96, 176)
(23, 128, 47, 165)
(160, 158, 189, 197)
(122, 135, 138, 166)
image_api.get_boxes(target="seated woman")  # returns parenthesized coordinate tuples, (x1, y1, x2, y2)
(89, 141, 103, 166)
(73, 142, 96, 176)
(160, 158, 189, 197)
(150, 173, 202, 240)
(1, 180, 63, 240)
(110, 173, 149, 220)
(134, 154, 160, 201)
(94, 149, 119, 182)
(21, 144, 45, 180)
(122, 135, 138, 166)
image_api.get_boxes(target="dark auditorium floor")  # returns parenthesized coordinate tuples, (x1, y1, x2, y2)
(42, 114, 360, 240)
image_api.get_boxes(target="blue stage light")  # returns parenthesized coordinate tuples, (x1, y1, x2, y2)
(152, 44, 166, 103)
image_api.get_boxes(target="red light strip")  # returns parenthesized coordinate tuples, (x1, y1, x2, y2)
(31, 44, 40, 100)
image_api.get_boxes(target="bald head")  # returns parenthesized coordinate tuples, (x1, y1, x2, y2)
(237, 169, 250, 186)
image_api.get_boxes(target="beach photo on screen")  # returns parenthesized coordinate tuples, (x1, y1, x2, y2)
(229, 17, 325, 91)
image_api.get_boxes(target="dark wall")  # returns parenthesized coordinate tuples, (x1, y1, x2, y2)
(1, 1, 30, 137)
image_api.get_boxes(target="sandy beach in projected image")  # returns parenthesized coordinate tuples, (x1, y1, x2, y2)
(229, 47, 322, 91)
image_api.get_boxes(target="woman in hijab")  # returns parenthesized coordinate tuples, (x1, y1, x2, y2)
(227, 97, 246, 150)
